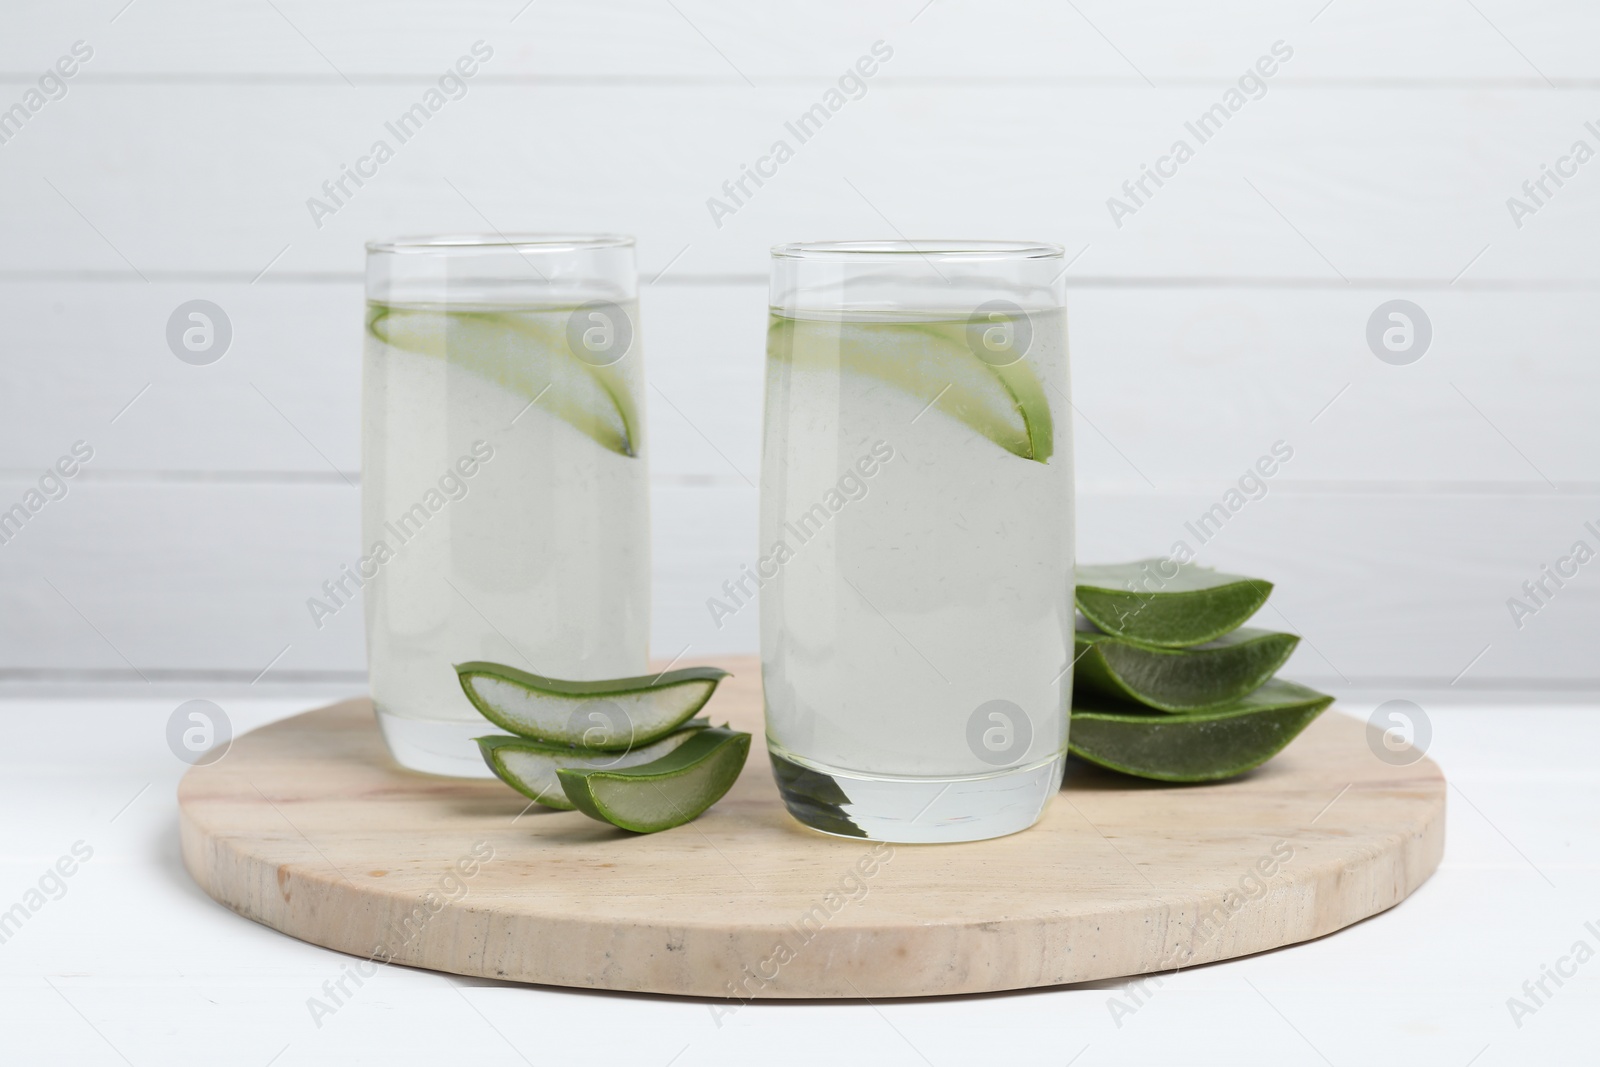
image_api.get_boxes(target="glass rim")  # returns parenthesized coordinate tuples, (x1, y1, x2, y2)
(365, 233, 635, 255)
(771, 239, 1064, 261)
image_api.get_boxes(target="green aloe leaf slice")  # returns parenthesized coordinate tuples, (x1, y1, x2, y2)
(1069, 679, 1333, 782)
(475, 719, 711, 811)
(770, 313, 1055, 462)
(1075, 627, 1300, 712)
(368, 304, 640, 457)
(558, 727, 752, 833)
(455, 662, 729, 749)
(1076, 560, 1273, 648)
(769, 751, 866, 838)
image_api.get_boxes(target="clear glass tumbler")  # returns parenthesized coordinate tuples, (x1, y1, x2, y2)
(363, 235, 649, 776)
(760, 240, 1074, 842)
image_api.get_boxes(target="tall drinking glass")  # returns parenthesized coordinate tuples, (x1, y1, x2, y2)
(363, 235, 649, 776)
(761, 241, 1073, 842)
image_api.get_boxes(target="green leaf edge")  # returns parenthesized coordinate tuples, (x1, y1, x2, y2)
(557, 727, 753, 833)
(769, 314, 1055, 465)
(367, 304, 642, 458)
(454, 661, 730, 748)
(1068, 687, 1333, 783)
(473, 719, 712, 811)
(1074, 628, 1301, 713)
(896, 320, 1055, 464)
(1075, 577, 1274, 648)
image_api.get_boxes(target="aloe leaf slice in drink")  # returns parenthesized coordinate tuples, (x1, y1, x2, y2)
(1069, 679, 1333, 782)
(368, 304, 641, 456)
(1076, 560, 1273, 648)
(475, 719, 711, 811)
(769, 751, 866, 838)
(1075, 627, 1300, 713)
(557, 727, 752, 832)
(455, 662, 729, 749)
(770, 313, 1054, 463)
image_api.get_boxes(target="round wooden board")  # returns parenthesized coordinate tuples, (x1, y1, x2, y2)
(180, 657, 1444, 1000)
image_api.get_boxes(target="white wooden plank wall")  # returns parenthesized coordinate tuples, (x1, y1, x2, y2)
(1, 1, 1595, 697)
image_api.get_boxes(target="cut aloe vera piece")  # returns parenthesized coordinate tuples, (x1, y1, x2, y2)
(769, 751, 866, 838)
(770, 313, 1054, 462)
(1076, 560, 1272, 648)
(1069, 679, 1332, 782)
(476, 719, 711, 811)
(455, 662, 729, 749)
(1075, 627, 1300, 712)
(558, 727, 752, 832)
(368, 304, 640, 456)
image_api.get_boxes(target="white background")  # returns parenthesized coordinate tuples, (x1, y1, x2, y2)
(1, 0, 1596, 696)
(2, 2, 1597, 1064)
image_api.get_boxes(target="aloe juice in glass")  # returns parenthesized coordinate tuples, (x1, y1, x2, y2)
(761, 241, 1074, 842)
(362, 235, 649, 776)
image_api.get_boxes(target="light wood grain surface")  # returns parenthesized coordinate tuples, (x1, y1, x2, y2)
(179, 656, 1444, 999)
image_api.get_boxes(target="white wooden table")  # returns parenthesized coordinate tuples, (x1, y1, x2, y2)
(3, 694, 1594, 1065)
